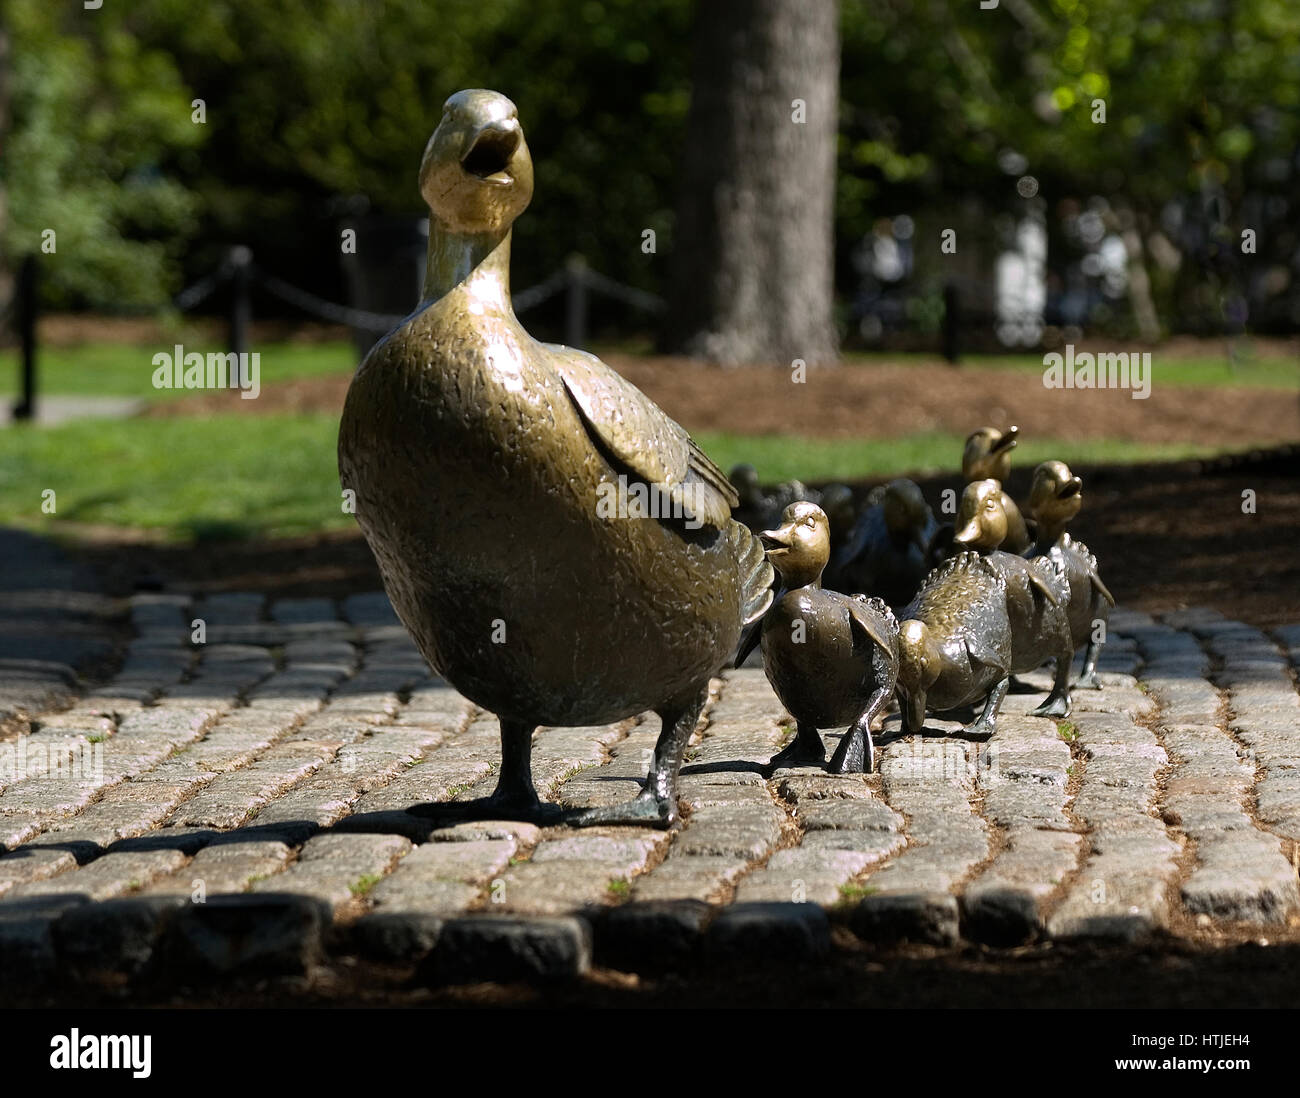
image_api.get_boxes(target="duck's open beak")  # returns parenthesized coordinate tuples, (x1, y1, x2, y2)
(1058, 476, 1083, 499)
(462, 121, 521, 184)
(991, 425, 1019, 453)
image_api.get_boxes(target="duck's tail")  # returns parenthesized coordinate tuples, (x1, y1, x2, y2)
(730, 519, 775, 626)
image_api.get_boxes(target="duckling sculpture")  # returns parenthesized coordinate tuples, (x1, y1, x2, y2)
(896, 553, 1014, 738)
(827, 478, 937, 608)
(729, 463, 820, 533)
(338, 90, 773, 827)
(962, 425, 1031, 553)
(953, 480, 1074, 717)
(747, 502, 899, 774)
(1026, 461, 1115, 689)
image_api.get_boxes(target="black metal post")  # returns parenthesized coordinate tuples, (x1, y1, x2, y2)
(942, 280, 961, 365)
(12, 254, 37, 422)
(228, 245, 252, 387)
(565, 254, 587, 348)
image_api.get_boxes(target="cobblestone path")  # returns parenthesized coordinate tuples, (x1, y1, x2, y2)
(2, 576, 1298, 985)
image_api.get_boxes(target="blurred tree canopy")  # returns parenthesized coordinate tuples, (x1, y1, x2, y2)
(4, 0, 1299, 338)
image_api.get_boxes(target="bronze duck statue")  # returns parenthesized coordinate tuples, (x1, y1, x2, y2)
(826, 478, 937, 608)
(729, 463, 820, 533)
(338, 90, 773, 827)
(952, 480, 1074, 718)
(1026, 461, 1115, 689)
(961, 425, 1031, 553)
(896, 552, 1014, 738)
(746, 502, 899, 774)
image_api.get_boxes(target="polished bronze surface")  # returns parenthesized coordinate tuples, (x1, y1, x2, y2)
(338, 89, 773, 827)
(953, 481, 1073, 717)
(1024, 461, 1114, 689)
(961, 425, 1030, 553)
(896, 553, 1013, 738)
(827, 478, 937, 608)
(1028, 460, 1084, 548)
(753, 503, 899, 773)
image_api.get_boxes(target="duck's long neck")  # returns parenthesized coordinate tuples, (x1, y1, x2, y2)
(422, 223, 513, 312)
(1034, 518, 1069, 551)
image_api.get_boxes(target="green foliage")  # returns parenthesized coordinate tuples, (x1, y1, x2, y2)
(7, 0, 1300, 327)
(4, 0, 206, 306)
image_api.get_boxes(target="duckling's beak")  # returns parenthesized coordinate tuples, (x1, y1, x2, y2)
(1058, 476, 1083, 499)
(461, 120, 521, 185)
(953, 517, 982, 545)
(759, 524, 793, 556)
(991, 426, 1019, 454)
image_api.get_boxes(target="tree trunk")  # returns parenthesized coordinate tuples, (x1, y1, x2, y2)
(662, 0, 840, 365)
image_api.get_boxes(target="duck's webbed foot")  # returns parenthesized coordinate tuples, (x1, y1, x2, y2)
(565, 689, 707, 830)
(563, 789, 676, 829)
(765, 722, 826, 773)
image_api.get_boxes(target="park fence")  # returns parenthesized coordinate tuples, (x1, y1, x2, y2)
(4, 248, 664, 422)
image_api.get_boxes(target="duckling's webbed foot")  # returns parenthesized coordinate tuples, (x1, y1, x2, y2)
(766, 722, 827, 773)
(965, 676, 1010, 739)
(827, 691, 888, 773)
(1076, 641, 1104, 689)
(1031, 691, 1071, 718)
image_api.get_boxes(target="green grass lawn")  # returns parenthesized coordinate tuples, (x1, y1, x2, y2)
(0, 413, 1235, 542)
(2, 339, 1296, 404)
(0, 340, 356, 400)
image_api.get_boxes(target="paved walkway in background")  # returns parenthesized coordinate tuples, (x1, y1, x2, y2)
(1, 396, 147, 428)
(1, 530, 1298, 986)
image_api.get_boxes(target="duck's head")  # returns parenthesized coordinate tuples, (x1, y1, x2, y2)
(1029, 460, 1083, 534)
(419, 90, 534, 233)
(882, 478, 932, 551)
(962, 425, 1019, 482)
(760, 501, 830, 590)
(897, 619, 939, 730)
(953, 479, 1007, 552)
(729, 463, 763, 507)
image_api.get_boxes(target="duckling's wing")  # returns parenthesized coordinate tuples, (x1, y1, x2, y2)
(847, 595, 899, 657)
(551, 347, 736, 528)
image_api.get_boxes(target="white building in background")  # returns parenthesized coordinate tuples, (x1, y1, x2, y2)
(996, 213, 1047, 347)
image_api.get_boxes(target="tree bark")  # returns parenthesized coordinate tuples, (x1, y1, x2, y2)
(662, 0, 840, 365)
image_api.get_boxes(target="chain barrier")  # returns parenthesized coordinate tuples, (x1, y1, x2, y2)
(159, 256, 662, 333)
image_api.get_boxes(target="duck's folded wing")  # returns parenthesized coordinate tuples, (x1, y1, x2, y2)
(552, 347, 736, 528)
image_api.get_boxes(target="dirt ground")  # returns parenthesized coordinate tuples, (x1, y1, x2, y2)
(145, 351, 1300, 447)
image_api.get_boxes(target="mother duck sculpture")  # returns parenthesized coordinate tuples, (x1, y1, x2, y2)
(338, 90, 773, 827)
